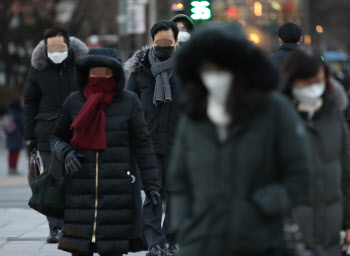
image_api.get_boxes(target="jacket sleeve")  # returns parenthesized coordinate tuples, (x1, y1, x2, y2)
(341, 119, 350, 229)
(23, 68, 40, 140)
(129, 95, 159, 192)
(127, 72, 140, 97)
(50, 96, 74, 162)
(251, 97, 312, 217)
(168, 116, 192, 238)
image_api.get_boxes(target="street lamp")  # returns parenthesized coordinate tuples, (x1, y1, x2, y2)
(254, 2, 263, 16)
(316, 25, 324, 34)
(249, 33, 260, 44)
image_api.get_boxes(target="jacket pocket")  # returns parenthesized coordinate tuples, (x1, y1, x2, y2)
(34, 113, 60, 141)
(251, 183, 290, 217)
(35, 113, 59, 121)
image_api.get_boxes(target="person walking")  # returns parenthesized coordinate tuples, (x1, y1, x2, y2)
(282, 47, 350, 256)
(24, 26, 88, 243)
(125, 20, 182, 256)
(50, 48, 160, 256)
(268, 23, 302, 71)
(171, 14, 195, 45)
(168, 24, 312, 256)
(3, 98, 24, 175)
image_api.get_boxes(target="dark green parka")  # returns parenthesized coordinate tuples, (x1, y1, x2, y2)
(292, 95, 350, 256)
(168, 92, 312, 256)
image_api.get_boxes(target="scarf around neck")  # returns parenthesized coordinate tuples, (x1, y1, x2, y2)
(70, 77, 117, 150)
(148, 47, 176, 106)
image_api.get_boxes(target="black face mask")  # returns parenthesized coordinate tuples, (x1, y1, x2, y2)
(154, 46, 175, 59)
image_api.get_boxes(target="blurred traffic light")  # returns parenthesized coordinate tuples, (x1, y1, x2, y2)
(191, 1, 212, 20)
(172, 2, 185, 11)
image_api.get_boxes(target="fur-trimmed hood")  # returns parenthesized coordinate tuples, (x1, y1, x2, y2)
(76, 48, 125, 94)
(124, 45, 152, 73)
(31, 37, 88, 71)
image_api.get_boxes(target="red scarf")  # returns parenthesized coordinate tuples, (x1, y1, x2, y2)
(70, 77, 117, 150)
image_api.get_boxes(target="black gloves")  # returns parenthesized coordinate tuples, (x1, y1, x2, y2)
(148, 190, 161, 207)
(26, 140, 36, 153)
(64, 150, 83, 174)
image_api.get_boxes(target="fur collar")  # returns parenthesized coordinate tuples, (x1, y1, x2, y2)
(31, 37, 88, 71)
(124, 45, 152, 73)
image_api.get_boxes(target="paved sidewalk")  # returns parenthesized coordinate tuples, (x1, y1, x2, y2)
(0, 208, 146, 255)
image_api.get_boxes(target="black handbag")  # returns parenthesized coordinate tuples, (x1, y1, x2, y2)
(28, 146, 65, 219)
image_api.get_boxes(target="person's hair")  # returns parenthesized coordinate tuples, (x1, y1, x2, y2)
(175, 24, 279, 124)
(44, 25, 70, 46)
(278, 23, 302, 44)
(172, 17, 194, 33)
(283, 46, 332, 97)
(151, 20, 179, 40)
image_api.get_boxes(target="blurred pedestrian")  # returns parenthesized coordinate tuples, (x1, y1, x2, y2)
(51, 48, 160, 256)
(24, 26, 88, 243)
(125, 20, 182, 256)
(171, 14, 195, 45)
(168, 24, 312, 256)
(3, 98, 24, 175)
(268, 23, 302, 71)
(282, 47, 350, 256)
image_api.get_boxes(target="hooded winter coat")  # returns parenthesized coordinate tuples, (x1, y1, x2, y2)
(125, 46, 183, 158)
(291, 94, 350, 256)
(51, 48, 159, 255)
(168, 25, 312, 256)
(171, 14, 196, 33)
(24, 37, 88, 152)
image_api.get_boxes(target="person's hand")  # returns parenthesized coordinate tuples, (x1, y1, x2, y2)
(26, 140, 36, 153)
(148, 190, 161, 207)
(345, 229, 350, 244)
(64, 150, 83, 174)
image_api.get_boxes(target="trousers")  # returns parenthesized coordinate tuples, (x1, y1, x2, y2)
(143, 155, 176, 248)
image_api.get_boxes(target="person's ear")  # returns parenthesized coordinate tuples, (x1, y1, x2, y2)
(152, 38, 156, 48)
(279, 37, 284, 45)
(298, 36, 303, 45)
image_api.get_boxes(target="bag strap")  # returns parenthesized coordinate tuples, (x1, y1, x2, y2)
(46, 142, 61, 181)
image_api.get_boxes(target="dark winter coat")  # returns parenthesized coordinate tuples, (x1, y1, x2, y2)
(268, 43, 298, 71)
(125, 46, 183, 158)
(24, 37, 88, 152)
(51, 48, 159, 255)
(5, 101, 24, 150)
(168, 92, 312, 256)
(292, 94, 350, 256)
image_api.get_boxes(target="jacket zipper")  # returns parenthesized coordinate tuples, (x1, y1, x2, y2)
(92, 151, 99, 243)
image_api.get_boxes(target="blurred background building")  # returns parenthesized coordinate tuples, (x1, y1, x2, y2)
(0, 0, 350, 112)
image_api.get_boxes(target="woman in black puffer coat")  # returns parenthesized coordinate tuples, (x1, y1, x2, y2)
(283, 47, 350, 256)
(51, 48, 160, 256)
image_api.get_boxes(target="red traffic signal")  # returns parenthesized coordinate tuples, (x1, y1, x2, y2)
(172, 2, 185, 11)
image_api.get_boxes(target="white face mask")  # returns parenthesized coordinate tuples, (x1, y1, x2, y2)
(201, 71, 233, 126)
(201, 71, 233, 104)
(178, 31, 191, 42)
(292, 82, 326, 104)
(48, 51, 68, 64)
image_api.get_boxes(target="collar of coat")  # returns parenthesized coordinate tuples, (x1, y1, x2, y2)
(31, 37, 89, 71)
(124, 45, 153, 73)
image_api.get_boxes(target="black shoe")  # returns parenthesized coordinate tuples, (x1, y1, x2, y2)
(47, 228, 61, 243)
(146, 245, 166, 256)
(166, 244, 179, 256)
